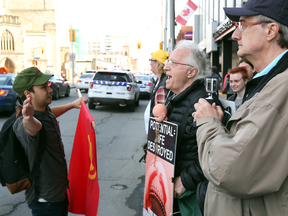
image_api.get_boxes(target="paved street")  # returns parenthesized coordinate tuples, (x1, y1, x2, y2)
(0, 89, 149, 216)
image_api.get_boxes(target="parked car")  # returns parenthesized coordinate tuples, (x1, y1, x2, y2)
(47, 74, 70, 100)
(76, 73, 95, 92)
(88, 70, 140, 111)
(86, 70, 97, 73)
(135, 75, 155, 97)
(0, 74, 22, 112)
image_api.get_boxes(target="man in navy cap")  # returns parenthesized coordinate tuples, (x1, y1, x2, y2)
(193, 0, 288, 215)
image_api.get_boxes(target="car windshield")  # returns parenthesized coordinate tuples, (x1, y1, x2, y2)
(80, 74, 94, 79)
(135, 76, 149, 82)
(0, 76, 8, 85)
(49, 76, 56, 81)
(94, 72, 129, 82)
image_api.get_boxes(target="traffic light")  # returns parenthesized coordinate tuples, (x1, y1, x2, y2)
(69, 30, 76, 42)
(41, 48, 44, 54)
(32, 60, 38, 65)
(137, 42, 141, 49)
(159, 42, 162, 50)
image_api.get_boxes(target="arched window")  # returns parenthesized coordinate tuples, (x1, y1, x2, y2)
(1, 29, 14, 51)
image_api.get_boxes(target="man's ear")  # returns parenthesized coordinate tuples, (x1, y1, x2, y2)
(187, 67, 197, 78)
(266, 23, 280, 42)
(24, 90, 31, 97)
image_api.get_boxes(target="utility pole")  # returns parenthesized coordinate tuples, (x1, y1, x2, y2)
(164, 0, 168, 51)
(70, 25, 74, 86)
(169, 0, 175, 50)
(161, 0, 164, 50)
(94, 35, 98, 70)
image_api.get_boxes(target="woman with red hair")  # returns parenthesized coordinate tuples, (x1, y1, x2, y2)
(228, 66, 248, 110)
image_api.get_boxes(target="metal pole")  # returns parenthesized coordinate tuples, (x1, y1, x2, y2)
(34, 47, 36, 66)
(94, 35, 97, 70)
(71, 25, 74, 86)
(161, 0, 163, 49)
(169, 0, 175, 49)
(164, 0, 168, 51)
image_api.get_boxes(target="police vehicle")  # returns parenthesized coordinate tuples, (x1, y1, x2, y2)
(88, 70, 140, 111)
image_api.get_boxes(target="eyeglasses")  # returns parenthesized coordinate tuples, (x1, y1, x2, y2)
(149, 59, 157, 63)
(234, 21, 271, 32)
(165, 59, 194, 67)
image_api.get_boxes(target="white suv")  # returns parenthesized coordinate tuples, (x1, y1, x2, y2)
(88, 70, 140, 111)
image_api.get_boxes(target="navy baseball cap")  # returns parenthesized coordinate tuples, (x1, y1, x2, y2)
(224, 0, 288, 27)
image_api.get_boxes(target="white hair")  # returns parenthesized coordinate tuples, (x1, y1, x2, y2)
(174, 40, 211, 81)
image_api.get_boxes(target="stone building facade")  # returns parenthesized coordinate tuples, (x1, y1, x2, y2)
(0, 0, 70, 74)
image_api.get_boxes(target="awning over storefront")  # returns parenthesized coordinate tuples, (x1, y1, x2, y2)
(213, 18, 236, 42)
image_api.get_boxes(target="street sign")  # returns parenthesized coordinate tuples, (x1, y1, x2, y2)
(35, 57, 40, 60)
(69, 53, 76, 62)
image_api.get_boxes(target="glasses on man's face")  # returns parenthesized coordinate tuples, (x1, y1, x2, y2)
(234, 21, 271, 32)
(149, 59, 157, 63)
(165, 59, 194, 68)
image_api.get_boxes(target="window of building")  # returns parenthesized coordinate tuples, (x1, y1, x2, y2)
(1, 29, 14, 51)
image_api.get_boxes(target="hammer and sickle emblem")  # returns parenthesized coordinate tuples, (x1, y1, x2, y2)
(88, 135, 96, 180)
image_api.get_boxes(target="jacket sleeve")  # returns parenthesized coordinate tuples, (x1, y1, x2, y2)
(196, 101, 288, 198)
(180, 158, 206, 191)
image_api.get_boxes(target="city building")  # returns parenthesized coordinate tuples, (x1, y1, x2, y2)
(0, 0, 72, 75)
(87, 34, 135, 70)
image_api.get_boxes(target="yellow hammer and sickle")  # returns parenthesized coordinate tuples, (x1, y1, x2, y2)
(88, 135, 96, 180)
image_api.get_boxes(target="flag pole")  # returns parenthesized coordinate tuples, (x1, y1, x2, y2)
(77, 89, 82, 98)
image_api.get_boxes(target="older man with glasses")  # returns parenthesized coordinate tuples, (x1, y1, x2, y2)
(163, 40, 225, 215)
(193, 0, 288, 215)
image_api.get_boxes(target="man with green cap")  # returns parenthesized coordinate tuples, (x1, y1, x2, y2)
(12, 66, 87, 215)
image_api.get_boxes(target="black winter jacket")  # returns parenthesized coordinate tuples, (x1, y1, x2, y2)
(166, 79, 225, 214)
(166, 79, 207, 191)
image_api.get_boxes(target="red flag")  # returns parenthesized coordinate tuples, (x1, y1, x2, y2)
(176, 0, 198, 26)
(67, 103, 99, 216)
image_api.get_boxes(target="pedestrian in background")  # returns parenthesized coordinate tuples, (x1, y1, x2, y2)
(12, 67, 87, 216)
(193, 0, 288, 215)
(227, 66, 248, 110)
(223, 71, 234, 99)
(239, 57, 256, 80)
(209, 66, 221, 95)
(144, 50, 170, 134)
(149, 50, 170, 114)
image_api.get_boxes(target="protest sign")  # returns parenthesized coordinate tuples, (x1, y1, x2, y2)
(143, 117, 178, 216)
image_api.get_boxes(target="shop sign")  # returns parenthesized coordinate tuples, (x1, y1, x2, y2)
(184, 31, 193, 40)
(213, 18, 235, 41)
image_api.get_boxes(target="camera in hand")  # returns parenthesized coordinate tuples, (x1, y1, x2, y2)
(205, 78, 218, 99)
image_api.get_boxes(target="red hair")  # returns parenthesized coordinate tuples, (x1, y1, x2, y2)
(229, 66, 248, 80)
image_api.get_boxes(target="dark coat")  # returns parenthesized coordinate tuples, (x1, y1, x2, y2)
(166, 79, 207, 191)
(166, 79, 225, 214)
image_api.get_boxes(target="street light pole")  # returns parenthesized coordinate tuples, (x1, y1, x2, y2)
(169, 0, 175, 49)
(70, 25, 74, 86)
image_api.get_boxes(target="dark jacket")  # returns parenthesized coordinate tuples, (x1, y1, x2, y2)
(166, 79, 207, 191)
(150, 73, 168, 116)
(166, 79, 226, 214)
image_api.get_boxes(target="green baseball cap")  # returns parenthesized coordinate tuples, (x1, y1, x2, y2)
(13, 67, 53, 98)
